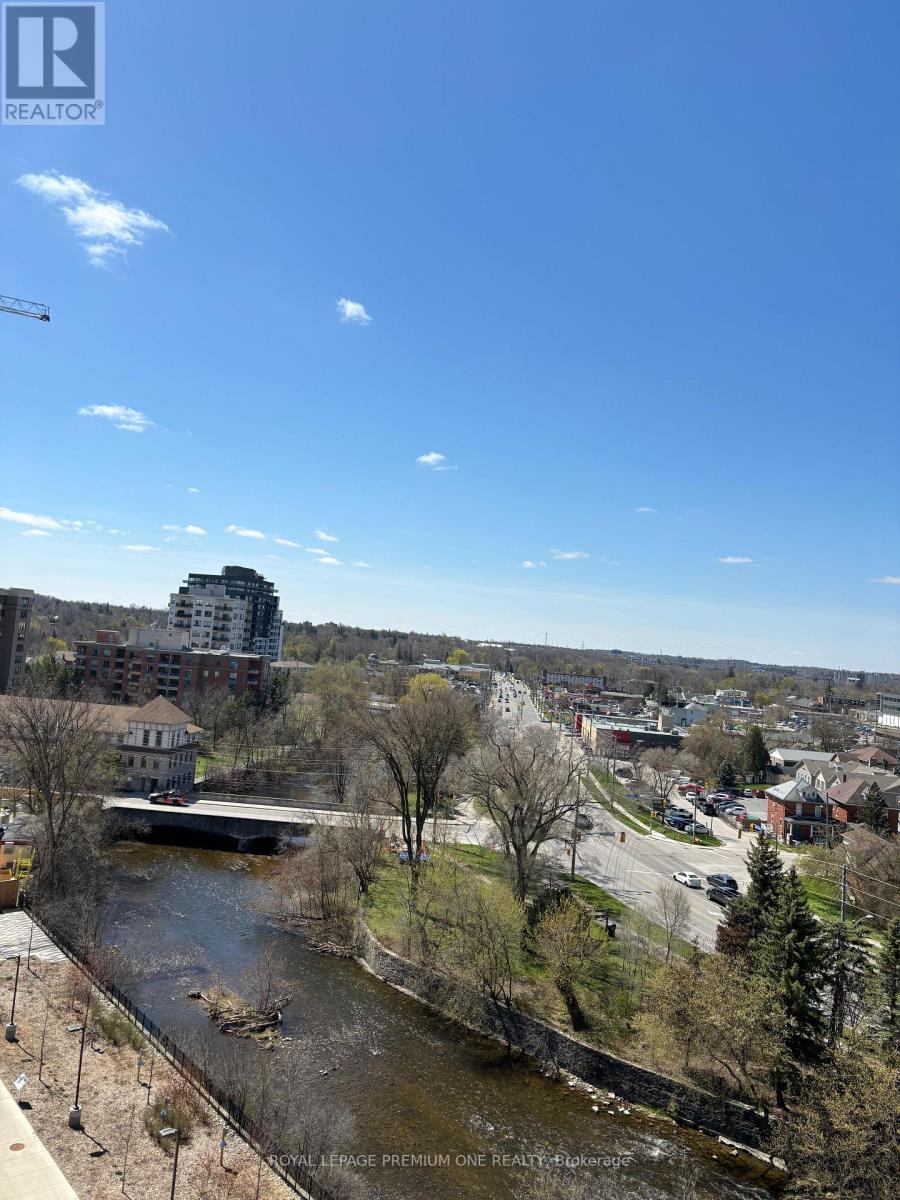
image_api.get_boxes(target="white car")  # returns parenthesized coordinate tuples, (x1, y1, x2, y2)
(673, 871, 703, 889)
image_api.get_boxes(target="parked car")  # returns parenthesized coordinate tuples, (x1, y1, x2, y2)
(707, 886, 738, 906)
(706, 873, 738, 891)
(665, 815, 691, 829)
(701, 802, 717, 816)
(673, 871, 703, 888)
(683, 822, 709, 836)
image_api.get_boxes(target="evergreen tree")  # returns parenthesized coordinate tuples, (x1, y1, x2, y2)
(715, 894, 755, 958)
(821, 920, 872, 1046)
(859, 783, 889, 836)
(740, 725, 769, 781)
(757, 867, 825, 1102)
(877, 916, 900, 1050)
(744, 833, 786, 945)
(716, 759, 737, 790)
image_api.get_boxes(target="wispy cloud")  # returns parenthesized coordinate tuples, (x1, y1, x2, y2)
(225, 524, 266, 540)
(416, 450, 458, 473)
(551, 549, 589, 560)
(0, 506, 63, 531)
(187, 486, 201, 494)
(336, 298, 372, 324)
(522, 560, 547, 569)
(18, 171, 169, 265)
(304, 547, 327, 555)
(351, 561, 371, 569)
(314, 528, 339, 543)
(78, 404, 153, 433)
(124, 544, 157, 552)
(870, 575, 900, 585)
(274, 537, 301, 548)
(22, 528, 52, 538)
(636, 506, 655, 513)
(162, 523, 206, 536)
(718, 556, 754, 565)
(317, 556, 343, 566)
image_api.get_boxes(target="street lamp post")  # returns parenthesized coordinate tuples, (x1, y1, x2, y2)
(69, 988, 90, 1129)
(159, 1113, 182, 1200)
(5, 953, 21, 1042)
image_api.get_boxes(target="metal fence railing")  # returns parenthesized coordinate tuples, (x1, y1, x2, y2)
(19, 894, 331, 1200)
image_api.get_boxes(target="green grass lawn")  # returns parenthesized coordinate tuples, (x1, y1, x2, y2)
(364, 843, 689, 1049)
(801, 875, 843, 922)
(588, 770, 722, 847)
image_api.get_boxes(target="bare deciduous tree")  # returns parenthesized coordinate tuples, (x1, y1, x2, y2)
(641, 747, 680, 803)
(653, 880, 691, 962)
(359, 687, 474, 878)
(533, 895, 609, 1030)
(466, 725, 584, 902)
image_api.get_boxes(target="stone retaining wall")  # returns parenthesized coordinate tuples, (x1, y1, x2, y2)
(354, 921, 770, 1150)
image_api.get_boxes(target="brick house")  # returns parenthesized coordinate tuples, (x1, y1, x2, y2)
(767, 765, 900, 843)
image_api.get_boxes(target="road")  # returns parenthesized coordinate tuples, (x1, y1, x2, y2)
(485, 673, 772, 946)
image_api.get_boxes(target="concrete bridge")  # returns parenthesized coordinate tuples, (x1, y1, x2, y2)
(105, 794, 323, 851)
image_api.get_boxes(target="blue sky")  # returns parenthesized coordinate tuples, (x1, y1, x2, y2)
(2, 1, 898, 669)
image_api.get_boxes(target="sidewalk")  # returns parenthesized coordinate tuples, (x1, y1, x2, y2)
(0, 1080, 79, 1200)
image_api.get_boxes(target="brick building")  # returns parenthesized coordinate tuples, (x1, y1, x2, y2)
(75, 628, 268, 706)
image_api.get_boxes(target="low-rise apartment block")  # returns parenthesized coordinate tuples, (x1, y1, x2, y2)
(75, 628, 268, 705)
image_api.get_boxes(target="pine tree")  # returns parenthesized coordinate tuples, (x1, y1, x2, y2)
(716, 759, 737, 790)
(744, 833, 785, 945)
(821, 920, 872, 1046)
(757, 867, 825, 1102)
(741, 725, 769, 781)
(859, 783, 889, 836)
(715, 894, 755, 958)
(877, 916, 900, 1050)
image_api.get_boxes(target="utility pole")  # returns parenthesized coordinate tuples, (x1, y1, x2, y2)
(570, 773, 581, 880)
(840, 863, 847, 922)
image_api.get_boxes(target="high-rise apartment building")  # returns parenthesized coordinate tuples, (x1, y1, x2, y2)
(0, 587, 33, 692)
(168, 565, 284, 659)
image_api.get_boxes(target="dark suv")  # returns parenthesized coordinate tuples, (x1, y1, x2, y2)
(707, 885, 738, 906)
(706, 873, 738, 891)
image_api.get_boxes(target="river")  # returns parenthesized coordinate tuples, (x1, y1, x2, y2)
(103, 842, 779, 1200)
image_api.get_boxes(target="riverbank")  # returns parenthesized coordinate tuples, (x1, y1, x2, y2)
(0, 949, 308, 1200)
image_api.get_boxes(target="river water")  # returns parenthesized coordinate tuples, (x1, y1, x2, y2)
(103, 842, 779, 1200)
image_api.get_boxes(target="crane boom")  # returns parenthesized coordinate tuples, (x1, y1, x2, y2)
(0, 294, 50, 321)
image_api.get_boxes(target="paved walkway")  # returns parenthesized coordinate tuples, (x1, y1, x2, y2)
(0, 1080, 79, 1199)
(0, 913, 67, 964)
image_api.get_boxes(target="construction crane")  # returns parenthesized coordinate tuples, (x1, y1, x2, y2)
(0, 294, 50, 322)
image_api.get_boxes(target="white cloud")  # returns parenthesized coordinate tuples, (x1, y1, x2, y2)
(351, 561, 371, 568)
(78, 403, 153, 433)
(18, 172, 169, 266)
(124, 544, 157, 552)
(107, 528, 128, 535)
(336, 297, 372, 324)
(225, 524, 266, 540)
(162, 523, 206, 536)
(314, 528, 339, 543)
(0, 506, 63, 531)
(718, 556, 754, 564)
(274, 538, 301, 548)
(870, 575, 900, 585)
(551, 549, 589, 560)
(304, 547, 327, 555)
(416, 451, 445, 468)
(22, 528, 52, 538)
(187, 486, 201, 494)
(636, 506, 656, 513)
(522, 560, 547, 569)
(317, 555, 343, 566)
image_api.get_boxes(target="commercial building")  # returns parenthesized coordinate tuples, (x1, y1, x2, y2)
(75, 627, 268, 705)
(168, 565, 284, 660)
(0, 587, 32, 693)
(0, 693, 201, 796)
